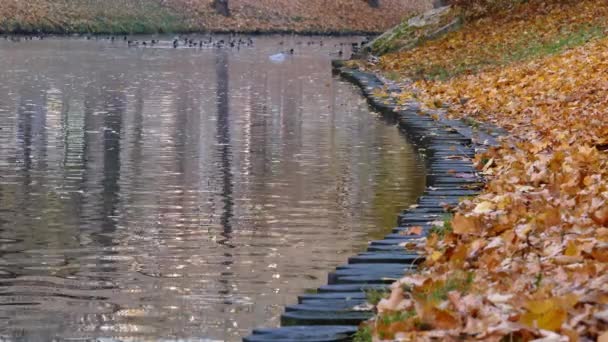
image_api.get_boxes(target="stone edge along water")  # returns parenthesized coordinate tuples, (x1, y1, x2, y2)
(242, 60, 506, 342)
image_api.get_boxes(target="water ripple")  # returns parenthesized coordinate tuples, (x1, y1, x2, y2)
(0, 35, 426, 341)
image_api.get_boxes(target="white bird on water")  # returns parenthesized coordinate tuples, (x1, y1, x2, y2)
(269, 49, 294, 63)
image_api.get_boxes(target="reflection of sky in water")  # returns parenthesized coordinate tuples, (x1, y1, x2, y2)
(0, 36, 426, 341)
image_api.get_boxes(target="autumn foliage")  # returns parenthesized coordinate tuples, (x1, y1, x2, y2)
(0, 0, 432, 34)
(362, 0, 608, 340)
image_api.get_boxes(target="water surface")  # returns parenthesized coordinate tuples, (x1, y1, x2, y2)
(0, 36, 425, 341)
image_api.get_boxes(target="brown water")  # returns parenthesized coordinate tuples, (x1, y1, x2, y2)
(0, 36, 425, 341)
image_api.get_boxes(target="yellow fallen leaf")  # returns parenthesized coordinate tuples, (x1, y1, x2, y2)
(472, 201, 495, 214)
(564, 240, 579, 257)
(520, 305, 566, 331)
(430, 250, 443, 262)
(520, 295, 579, 331)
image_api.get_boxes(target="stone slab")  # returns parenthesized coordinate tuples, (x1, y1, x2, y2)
(244, 325, 358, 342)
(281, 310, 373, 326)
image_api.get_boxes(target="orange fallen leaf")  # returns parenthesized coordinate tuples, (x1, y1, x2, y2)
(431, 308, 460, 330)
(452, 213, 483, 235)
(591, 244, 608, 262)
(403, 226, 424, 236)
(591, 206, 608, 227)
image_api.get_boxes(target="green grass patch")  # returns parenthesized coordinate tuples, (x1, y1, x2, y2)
(429, 214, 452, 239)
(501, 24, 604, 64)
(414, 271, 474, 303)
(364, 288, 390, 305)
(0, 0, 189, 34)
(379, 310, 417, 325)
(353, 325, 373, 342)
(420, 24, 606, 80)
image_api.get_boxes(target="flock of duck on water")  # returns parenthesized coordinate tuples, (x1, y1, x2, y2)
(2, 34, 369, 57)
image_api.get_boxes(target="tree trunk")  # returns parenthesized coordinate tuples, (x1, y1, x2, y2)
(213, 0, 230, 16)
(367, 0, 379, 8)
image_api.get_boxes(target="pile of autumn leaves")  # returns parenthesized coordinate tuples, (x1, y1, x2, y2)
(365, 0, 608, 340)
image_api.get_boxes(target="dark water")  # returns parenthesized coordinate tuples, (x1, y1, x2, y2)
(0, 36, 425, 341)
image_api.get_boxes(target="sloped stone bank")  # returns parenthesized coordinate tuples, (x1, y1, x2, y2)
(243, 62, 501, 342)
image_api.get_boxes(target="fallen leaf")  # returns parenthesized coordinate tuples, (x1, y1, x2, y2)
(452, 213, 483, 235)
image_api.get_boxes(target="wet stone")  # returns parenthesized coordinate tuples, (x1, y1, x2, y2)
(426, 144, 475, 153)
(431, 151, 476, 158)
(426, 176, 483, 186)
(369, 238, 423, 246)
(328, 274, 401, 285)
(401, 206, 447, 214)
(297, 299, 366, 307)
(384, 233, 427, 240)
(367, 244, 415, 252)
(418, 194, 475, 201)
(298, 292, 367, 303)
(416, 198, 461, 208)
(428, 158, 473, 165)
(333, 263, 408, 273)
(429, 159, 474, 167)
(391, 226, 432, 235)
(329, 266, 408, 280)
(419, 135, 471, 144)
(286, 301, 370, 312)
(393, 223, 434, 230)
(281, 310, 373, 326)
(244, 325, 358, 342)
(392, 226, 432, 234)
(317, 284, 388, 293)
(422, 189, 480, 197)
(348, 252, 423, 264)
(430, 165, 476, 173)
(398, 212, 442, 221)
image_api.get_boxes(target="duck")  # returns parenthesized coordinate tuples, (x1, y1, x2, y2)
(269, 52, 287, 62)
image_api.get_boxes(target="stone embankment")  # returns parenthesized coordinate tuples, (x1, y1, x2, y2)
(243, 61, 504, 341)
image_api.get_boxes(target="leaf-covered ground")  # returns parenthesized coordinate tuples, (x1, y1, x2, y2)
(360, 0, 608, 340)
(379, 0, 608, 79)
(0, 0, 431, 34)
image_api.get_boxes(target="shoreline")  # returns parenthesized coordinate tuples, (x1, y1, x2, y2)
(242, 62, 502, 341)
(0, 29, 382, 37)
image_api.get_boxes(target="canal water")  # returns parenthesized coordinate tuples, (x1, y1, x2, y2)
(0, 36, 425, 341)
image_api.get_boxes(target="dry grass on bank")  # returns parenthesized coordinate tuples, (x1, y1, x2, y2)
(0, 0, 433, 34)
(172, 0, 432, 33)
